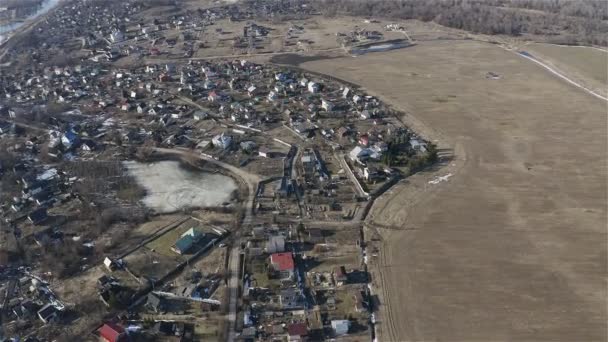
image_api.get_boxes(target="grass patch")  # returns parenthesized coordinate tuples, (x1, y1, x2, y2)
(146, 224, 195, 257)
(194, 321, 220, 341)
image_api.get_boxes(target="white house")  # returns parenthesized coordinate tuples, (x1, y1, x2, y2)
(212, 133, 233, 150)
(331, 320, 350, 336)
(267, 91, 278, 102)
(342, 87, 351, 98)
(321, 99, 334, 112)
(109, 30, 124, 43)
(307, 81, 319, 93)
(349, 146, 371, 164)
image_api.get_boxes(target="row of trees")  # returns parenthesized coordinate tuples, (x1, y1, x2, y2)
(315, 0, 608, 46)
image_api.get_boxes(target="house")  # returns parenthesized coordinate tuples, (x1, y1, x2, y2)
(208, 91, 221, 102)
(172, 228, 204, 255)
(247, 85, 257, 97)
(103, 257, 119, 272)
(109, 30, 124, 43)
(270, 252, 295, 281)
(307, 81, 320, 93)
(193, 110, 208, 120)
(212, 132, 233, 150)
(146, 293, 166, 313)
(279, 288, 305, 310)
(266, 235, 285, 254)
(37, 303, 59, 324)
(61, 130, 79, 149)
(28, 208, 48, 225)
(363, 166, 382, 181)
(337, 126, 350, 138)
(342, 87, 351, 98)
(240, 140, 257, 152)
(410, 138, 427, 152)
(358, 134, 369, 146)
(267, 90, 278, 102)
(258, 147, 270, 158)
(349, 146, 371, 164)
(292, 121, 311, 134)
(287, 322, 309, 341)
(333, 266, 347, 286)
(99, 322, 126, 342)
(331, 320, 350, 336)
(321, 99, 334, 112)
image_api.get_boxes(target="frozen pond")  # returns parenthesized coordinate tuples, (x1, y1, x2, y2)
(350, 39, 412, 55)
(0, 0, 61, 43)
(124, 160, 238, 213)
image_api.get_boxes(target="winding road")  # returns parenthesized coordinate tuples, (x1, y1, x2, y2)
(151, 147, 258, 342)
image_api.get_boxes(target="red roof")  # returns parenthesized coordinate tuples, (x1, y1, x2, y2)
(99, 323, 125, 342)
(270, 252, 294, 271)
(287, 322, 308, 336)
(359, 134, 369, 146)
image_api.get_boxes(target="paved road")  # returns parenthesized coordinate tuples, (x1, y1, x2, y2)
(152, 147, 258, 342)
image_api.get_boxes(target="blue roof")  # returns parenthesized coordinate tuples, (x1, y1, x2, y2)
(174, 235, 195, 253)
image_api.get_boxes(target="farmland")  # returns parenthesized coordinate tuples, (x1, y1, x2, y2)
(301, 39, 607, 341)
(522, 43, 608, 97)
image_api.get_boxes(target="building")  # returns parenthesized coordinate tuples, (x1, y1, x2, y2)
(109, 30, 124, 43)
(279, 288, 305, 310)
(349, 146, 371, 164)
(258, 147, 270, 158)
(270, 252, 295, 281)
(321, 99, 334, 112)
(410, 138, 427, 152)
(37, 303, 59, 324)
(240, 140, 257, 152)
(146, 293, 166, 313)
(99, 323, 126, 342)
(212, 132, 233, 150)
(331, 320, 350, 336)
(266, 235, 285, 254)
(27, 208, 48, 225)
(307, 81, 319, 93)
(287, 322, 309, 341)
(172, 228, 204, 255)
(334, 266, 347, 286)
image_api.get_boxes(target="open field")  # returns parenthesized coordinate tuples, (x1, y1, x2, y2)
(522, 43, 608, 98)
(301, 40, 607, 341)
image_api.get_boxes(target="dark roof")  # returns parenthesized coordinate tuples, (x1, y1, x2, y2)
(37, 303, 58, 321)
(287, 323, 308, 336)
(146, 292, 165, 310)
(28, 208, 48, 225)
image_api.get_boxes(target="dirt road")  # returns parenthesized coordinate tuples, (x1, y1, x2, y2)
(301, 40, 607, 341)
(151, 147, 259, 342)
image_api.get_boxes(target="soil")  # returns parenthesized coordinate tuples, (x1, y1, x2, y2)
(300, 39, 607, 341)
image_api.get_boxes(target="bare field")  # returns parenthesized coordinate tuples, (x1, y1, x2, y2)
(523, 43, 608, 97)
(301, 40, 607, 341)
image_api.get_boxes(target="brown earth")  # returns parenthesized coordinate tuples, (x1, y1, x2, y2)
(300, 40, 607, 341)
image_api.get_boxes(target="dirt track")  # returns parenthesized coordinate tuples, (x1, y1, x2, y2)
(301, 40, 607, 341)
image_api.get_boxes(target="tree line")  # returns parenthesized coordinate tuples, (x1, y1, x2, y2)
(314, 0, 608, 46)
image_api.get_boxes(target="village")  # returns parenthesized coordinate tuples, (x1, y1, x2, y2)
(0, 0, 436, 341)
